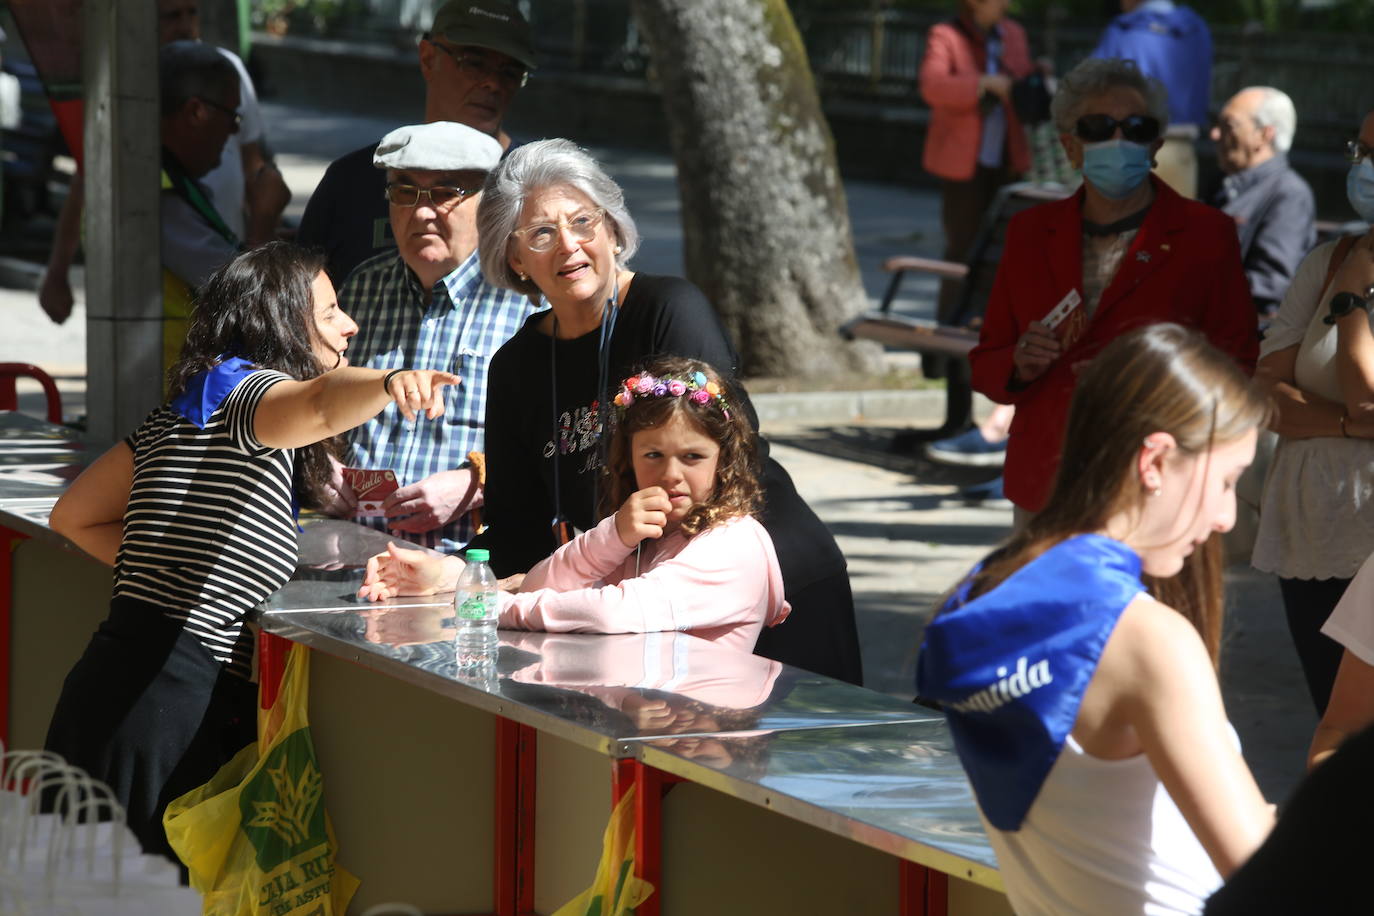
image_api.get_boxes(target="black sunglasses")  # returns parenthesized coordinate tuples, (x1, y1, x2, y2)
(1075, 113, 1161, 144)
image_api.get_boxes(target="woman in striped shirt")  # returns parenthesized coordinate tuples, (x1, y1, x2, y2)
(44, 242, 457, 861)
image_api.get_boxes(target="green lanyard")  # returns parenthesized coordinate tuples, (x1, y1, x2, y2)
(162, 166, 240, 248)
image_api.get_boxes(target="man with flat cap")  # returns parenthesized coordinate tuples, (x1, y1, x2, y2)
(297, 0, 535, 286)
(327, 121, 537, 551)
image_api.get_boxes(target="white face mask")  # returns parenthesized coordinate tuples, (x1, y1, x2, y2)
(1348, 157, 1374, 224)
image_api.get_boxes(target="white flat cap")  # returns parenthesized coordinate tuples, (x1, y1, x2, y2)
(373, 121, 502, 172)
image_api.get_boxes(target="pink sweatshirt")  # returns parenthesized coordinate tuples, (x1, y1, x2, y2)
(499, 514, 791, 653)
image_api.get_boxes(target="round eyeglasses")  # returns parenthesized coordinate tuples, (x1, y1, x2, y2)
(384, 184, 478, 208)
(509, 208, 606, 253)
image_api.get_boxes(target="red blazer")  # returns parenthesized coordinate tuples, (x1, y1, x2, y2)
(968, 177, 1259, 511)
(919, 17, 1033, 181)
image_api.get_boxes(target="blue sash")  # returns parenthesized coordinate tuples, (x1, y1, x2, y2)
(916, 534, 1144, 830)
(169, 357, 256, 429)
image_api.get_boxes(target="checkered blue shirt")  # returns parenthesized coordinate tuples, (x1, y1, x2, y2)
(341, 250, 537, 552)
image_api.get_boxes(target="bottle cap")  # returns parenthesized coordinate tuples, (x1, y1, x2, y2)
(465, 548, 490, 563)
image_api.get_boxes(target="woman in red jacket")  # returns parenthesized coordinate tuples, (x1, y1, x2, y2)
(919, 0, 1034, 336)
(968, 57, 1258, 521)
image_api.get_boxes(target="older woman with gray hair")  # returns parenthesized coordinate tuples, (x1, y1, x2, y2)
(968, 56, 1257, 522)
(466, 139, 862, 685)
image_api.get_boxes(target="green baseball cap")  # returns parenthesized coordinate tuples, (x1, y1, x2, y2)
(430, 0, 536, 72)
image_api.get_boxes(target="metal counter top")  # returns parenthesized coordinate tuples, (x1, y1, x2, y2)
(634, 721, 1001, 890)
(261, 518, 996, 887)
(0, 413, 91, 539)
(263, 520, 939, 754)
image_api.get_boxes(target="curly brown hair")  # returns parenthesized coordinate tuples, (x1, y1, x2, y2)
(600, 356, 762, 537)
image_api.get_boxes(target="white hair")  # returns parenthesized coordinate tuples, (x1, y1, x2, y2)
(1050, 57, 1170, 137)
(476, 139, 640, 298)
(1245, 86, 1297, 154)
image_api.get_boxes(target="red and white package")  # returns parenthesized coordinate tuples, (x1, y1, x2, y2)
(1040, 289, 1082, 331)
(341, 468, 399, 517)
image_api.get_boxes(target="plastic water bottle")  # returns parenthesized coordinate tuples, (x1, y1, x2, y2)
(454, 548, 498, 669)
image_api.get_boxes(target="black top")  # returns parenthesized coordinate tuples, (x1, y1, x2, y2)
(1204, 720, 1374, 914)
(474, 273, 847, 593)
(295, 142, 392, 287)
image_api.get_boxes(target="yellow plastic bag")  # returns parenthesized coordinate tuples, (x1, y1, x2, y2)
(164, 645, 359, 916)
(552, 785, 655, 916)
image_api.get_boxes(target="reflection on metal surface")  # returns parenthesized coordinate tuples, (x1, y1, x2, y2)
(254, 476, 996, 891)
(261, 599, 938, 747)
(0, 414, 90, 502)
(635, 721, 1001, 889)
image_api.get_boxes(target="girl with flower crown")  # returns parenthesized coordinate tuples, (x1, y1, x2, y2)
(358, 356, 791, 651)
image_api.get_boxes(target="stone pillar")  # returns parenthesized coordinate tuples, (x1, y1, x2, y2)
(82, 0, 161, 444)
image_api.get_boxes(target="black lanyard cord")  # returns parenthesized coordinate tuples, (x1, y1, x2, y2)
(548, 275, 620, 546)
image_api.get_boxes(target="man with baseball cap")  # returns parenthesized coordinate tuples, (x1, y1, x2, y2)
(324, 121, 538, 552)
(296, 0, 536, 286)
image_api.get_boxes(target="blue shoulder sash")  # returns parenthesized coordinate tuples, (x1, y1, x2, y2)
(169, 357, 256, 428)
(916, 534, 1144, 830)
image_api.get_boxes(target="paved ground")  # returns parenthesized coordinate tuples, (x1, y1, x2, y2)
(0, 100, 1315, 805)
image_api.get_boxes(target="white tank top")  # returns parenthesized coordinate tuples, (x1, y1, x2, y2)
(982, 732, 1224, 915)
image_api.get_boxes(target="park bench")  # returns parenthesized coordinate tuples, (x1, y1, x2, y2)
(840, 181, 1073, 442)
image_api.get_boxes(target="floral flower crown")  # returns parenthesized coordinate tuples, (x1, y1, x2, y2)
(613, 370, 731, 419)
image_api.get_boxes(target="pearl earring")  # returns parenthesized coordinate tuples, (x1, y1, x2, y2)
(518, 272, 528, 282)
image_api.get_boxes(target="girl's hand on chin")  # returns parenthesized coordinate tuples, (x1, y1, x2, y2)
(615, 487, 672, 548)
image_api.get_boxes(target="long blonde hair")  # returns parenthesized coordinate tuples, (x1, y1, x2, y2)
(965, 323, 1270, 665)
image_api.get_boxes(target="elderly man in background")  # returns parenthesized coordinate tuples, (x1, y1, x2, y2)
(39, 0, 289, 325)
(297, 0, 535, 285)
(157, 41, 248, 371)
(325, 121, 537, 552)
(1209, 86, 1315, 318)
(1092, 0, 1213, 198)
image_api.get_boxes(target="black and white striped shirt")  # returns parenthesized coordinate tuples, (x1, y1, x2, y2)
(116, 370, 295, 679)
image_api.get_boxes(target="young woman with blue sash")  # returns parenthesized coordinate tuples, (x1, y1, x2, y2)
(43, 243, 457, 861)
(919, 324, 1276, 915)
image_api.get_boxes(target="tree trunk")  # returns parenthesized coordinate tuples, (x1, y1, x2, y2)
(630, 0, 879, 377)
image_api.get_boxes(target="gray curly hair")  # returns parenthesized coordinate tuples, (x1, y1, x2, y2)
(1050, 58, 1170, 138)
(476, 139, 640, 299)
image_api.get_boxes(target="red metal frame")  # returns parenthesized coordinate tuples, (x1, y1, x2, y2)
(0, 526, 27, 746)
(611, 758, 685, 916)
(257, 630, 291, 710)
(494, 717, 537, 916)
(899, 860, 949, 916)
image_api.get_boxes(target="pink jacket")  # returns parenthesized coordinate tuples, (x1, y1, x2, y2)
(500, 515, 791, 654)
(919, 17, 1033, 181)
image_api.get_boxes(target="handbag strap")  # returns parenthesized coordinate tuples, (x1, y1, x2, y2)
(1321, 235, 1361, 301)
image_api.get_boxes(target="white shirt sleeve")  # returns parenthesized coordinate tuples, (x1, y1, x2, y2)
(1321, 550, 1374, 665)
